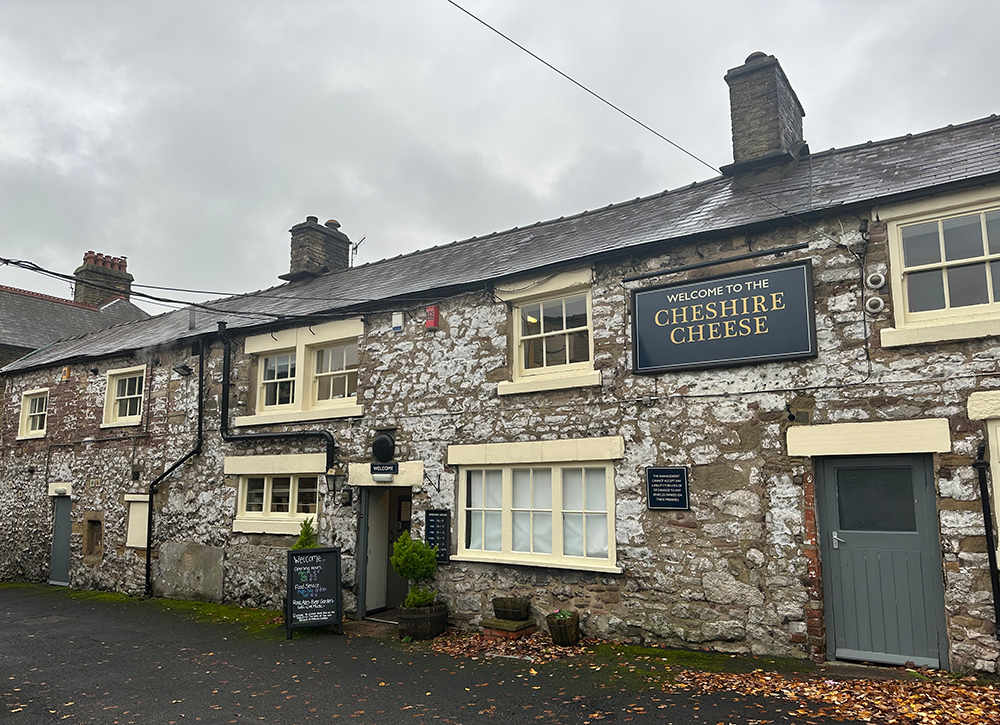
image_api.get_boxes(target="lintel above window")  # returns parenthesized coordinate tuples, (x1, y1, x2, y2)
(235, 318, 364, 426)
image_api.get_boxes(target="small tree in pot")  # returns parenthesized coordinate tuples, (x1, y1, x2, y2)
(390, 531, 447, 639)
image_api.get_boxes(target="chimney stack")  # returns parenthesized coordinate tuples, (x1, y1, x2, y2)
(280, 216, 351, 282)
(73, 251, 134, 306)
(722, 52, 807, 177)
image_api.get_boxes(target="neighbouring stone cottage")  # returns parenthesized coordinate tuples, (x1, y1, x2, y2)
(3, 53, 1000, 672)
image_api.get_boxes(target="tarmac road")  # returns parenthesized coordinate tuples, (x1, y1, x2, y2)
(1, 584, 849, 724)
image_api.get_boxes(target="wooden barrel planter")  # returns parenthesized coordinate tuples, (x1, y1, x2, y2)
(492, 597, 531, 621)
(397, 603, 448, 640)
(546, 610, 580, 646)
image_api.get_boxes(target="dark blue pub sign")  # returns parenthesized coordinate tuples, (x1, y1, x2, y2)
(632, 260, 817, 373)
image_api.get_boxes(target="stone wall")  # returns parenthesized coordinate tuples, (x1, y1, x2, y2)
(2, 210, 999, 671)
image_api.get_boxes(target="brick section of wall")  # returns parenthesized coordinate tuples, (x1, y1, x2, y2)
(725, 54, 804, 164)
(288, 217, 350, 276)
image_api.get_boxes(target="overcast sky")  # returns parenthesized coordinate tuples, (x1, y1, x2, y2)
(2, 1, 997, 313)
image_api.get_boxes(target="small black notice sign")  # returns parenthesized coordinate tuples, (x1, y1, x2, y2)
(425, 509, 450, 564)
(286, 547, 343, 639)
(371, 462, 399, 475)
(646, 467, 690, 510)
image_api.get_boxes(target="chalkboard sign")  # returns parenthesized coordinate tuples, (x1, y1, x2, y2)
(425, 509, 451, 564)
(646, 467, 690, 510)
(286, 547, 343, 639)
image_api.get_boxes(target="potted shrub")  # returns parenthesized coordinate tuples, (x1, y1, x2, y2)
(290, 517, 319, 549)
(390, 531, 448, 640)
(546, 608, 580, 646)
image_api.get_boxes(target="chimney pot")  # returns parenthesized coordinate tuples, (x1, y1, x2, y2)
(73, 249, 135, 305)
(325, 219, 341, 230)
(306, 215, 319, 224)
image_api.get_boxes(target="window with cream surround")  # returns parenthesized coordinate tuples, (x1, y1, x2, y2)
(236, 318, 364, 426)
(102, 366, 145, 427)
(225, 453, 326, 535)
(882, 185, 1000, 347)
(18, 388, 48, 439)
(495, 267, 601, 395)
(448, 436, 623, 572)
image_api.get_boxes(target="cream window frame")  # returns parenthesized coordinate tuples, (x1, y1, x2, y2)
(236, 318, 364, 426)
(226, 454, 327, 535)
(101, 365, 146, 428)
(448, 436, 624, 573)
(125, 494, 149, 548)
(495, 268, 601, 396)
(17, 388, 49, 440)
(881, 185, 1000, 347)
(259, 351, 297, 410)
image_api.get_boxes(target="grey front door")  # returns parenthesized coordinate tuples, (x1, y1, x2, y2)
(49, 495, 71, 586)
(818, 455, 948, 669)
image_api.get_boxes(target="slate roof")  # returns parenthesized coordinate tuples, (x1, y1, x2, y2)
(0, 286, 149, 357)
(4, 114, 1000, 374)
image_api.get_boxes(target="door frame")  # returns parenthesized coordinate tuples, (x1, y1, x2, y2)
(356, 485, 413, 619)
(817, 454, 949, 669)
(49, 494, 72, 587)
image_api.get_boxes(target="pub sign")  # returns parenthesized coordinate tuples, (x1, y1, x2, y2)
(632, 260, 817, 374)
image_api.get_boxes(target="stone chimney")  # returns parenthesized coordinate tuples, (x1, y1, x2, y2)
(279, 216, 351, 282)
(73, 251, 134, 306)
(721, 52, 807, 177)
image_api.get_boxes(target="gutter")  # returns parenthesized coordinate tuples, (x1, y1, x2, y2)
(144, 339, 205, 597)
(217, 321, 338, 473)
(974, 443, 1000, 639)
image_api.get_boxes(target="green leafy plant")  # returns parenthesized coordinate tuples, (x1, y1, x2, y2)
(290, 518, 319, 549)
(390, 531, 439, 607)
(548, 609, 576, 620)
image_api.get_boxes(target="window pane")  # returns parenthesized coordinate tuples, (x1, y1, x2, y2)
(317, 376, 332, 400)
(585, 468, 606, 511)
(563, 469, 583, 510)
(524, 338, 544, 369)
(512, 511, 530, 551)
(346, 371, 358, 396)
(902, 221, 940, 267)
(988, 211, 1000, 255)
(565, 295, 587, 329)
(126, 376, 138, 396)
(117, 377, 128, 397)
(332, 375, 346, 399)
(265, 383, 277, 407)
(264, 357, 277, 381)
(521, 303, 541, 336)
(485, 470, 503, 508)
(297, 477, 318, 513)
(992, 263, 1000, 302)
(277, 381, 294, 405)
(585, 513, 608, 558)
(118, 399, 129, 418)
(271, 477, 291, 512)
(345, 342, 358, 368)
(277, 356, 289, 379)
(246, 478, 265, 512)
(533, 512, 552, 553)
(315, 348, 329, 374)
(512, 469, 530, 508)
(484, 511, 502, 551)
(467, 511, 482, 549)
(568, 330, 590, 364)
(127, 397, 140, 416)
(533, 469, 551, 509)
(563, 513, 583, 556)
(837, 467, 916, 531)
(906, 269, 945, 312)
(30, 396, 46, 414)
(544, 334, 567, 367)
(468, 470, 483, 508)
(948, 263, 989, 308)
(943, 214, 984, 261)
(542, 300, 565, 332)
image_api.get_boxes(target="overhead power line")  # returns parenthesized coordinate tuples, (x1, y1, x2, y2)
(443, 0, 844, 249)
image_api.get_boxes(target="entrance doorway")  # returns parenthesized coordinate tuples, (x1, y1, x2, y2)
(358, 487, 411, 618)
(49, 495, 71, 586)
(817, 455, 948, 669)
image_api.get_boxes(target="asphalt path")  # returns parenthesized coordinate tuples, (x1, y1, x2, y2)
(2, 585, 850, 724)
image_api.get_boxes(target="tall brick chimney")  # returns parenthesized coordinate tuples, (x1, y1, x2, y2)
(279, 216, 351, 282)
(721, 52, 807, 177)
(73, 251, 134, 306)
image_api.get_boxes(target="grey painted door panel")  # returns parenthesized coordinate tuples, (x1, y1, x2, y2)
(49, 496, 71, 586)
(818, 455, 947, 669)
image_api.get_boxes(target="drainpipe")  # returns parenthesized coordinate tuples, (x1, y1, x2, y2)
(974, 443, 1000, 638)
(217, 321, 338, 473)
(145, 339, 205, 596)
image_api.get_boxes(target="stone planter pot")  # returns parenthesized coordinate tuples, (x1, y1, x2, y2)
(546, 610, 580, 646)
(397, 603, 448, 640)
(492, 597, 531, 621)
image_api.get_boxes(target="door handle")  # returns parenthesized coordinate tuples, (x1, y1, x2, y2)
(832, 531, 846, 550)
